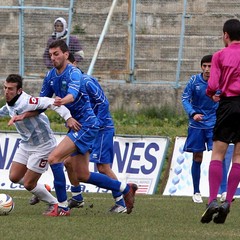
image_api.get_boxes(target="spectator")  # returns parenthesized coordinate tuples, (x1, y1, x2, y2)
(43, 17, 84, 69)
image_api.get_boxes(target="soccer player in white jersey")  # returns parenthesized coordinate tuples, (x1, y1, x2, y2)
(1, 74, 80, 215)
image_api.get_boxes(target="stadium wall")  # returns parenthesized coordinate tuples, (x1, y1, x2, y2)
(0, 79, 184, 112)
(2, 0, 240, 85)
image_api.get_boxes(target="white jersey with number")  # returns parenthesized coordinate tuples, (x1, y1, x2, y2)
(0, 91, 71, 149)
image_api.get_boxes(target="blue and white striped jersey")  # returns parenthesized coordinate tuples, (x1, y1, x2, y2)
(83, 74, 114, 129)
(40, 64, 99, 128)
(182, 73, 218, 129)
(0, 91, 71, 147)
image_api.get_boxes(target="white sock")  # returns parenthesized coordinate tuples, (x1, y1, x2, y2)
(58, 201, 69, 209)
(120, 182, 127, 192)
(30, 184, 57, 205)
(72, 191, 82, 197)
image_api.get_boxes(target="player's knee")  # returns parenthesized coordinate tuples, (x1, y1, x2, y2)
(97, 166, 103, 174)
(23, 178, 37, 191)
(9, 174, 19, 184)
(24, 182, 35, 191)
(77, 172, 90, 182)
(193, 152, 203, 162)
(97, 164, 110, 175)
(48, 154, 58, 165)
(64, 159, 71, 169)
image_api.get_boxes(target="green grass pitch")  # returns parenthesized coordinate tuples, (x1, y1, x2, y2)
(0, 190, 240, 240)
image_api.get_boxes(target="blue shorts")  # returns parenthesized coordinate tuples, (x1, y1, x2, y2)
(67, 124, 99, 155)
(183, 127, 213, 153)
(90, 128, 114, 164)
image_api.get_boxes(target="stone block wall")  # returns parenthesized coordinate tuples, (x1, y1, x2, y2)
(1, 0, 240, 112)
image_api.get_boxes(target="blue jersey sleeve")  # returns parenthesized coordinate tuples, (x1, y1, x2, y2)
(182, 73, 218, 129)
(85, 77, 109, 127)
(67, 68, 83, 99)
(40, 70, 55, 98)
(182, 75, 197, 117)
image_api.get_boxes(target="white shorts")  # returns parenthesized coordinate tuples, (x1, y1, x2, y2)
(13, 140, 56, 174)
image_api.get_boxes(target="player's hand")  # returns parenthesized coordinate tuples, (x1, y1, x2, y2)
(212, 95, 221, 102)
(66, 117, 81, 131)
(54, 96, 62, 106)
(212, 90, 221, 102)
(8, 114, 25, 126)
(193, 114, 203, 121)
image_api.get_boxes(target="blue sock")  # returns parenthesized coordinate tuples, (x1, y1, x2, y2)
(219, 158, 227, 193)
(71, 185, 84, 202)
(50, 163, 67, 203)
(112, 191, 121, 198)
(122, 184, 130, 195)
(87, 172, 121, 192)
(191, 160, 201, 194)
(115, 196, 126, 207)
(112, 190, 125, 207)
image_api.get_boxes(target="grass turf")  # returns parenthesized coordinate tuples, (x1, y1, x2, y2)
(0, 190, 240, 240)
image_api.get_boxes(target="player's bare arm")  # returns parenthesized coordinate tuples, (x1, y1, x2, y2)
(66, 117, 81, 132)
(54, 94, 74, 106)
(8, 111, 39, 126)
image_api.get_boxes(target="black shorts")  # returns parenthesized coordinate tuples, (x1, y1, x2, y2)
(213, 96, 240, 144)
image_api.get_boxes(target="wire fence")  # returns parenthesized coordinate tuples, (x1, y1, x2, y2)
(1, 0, 240, 86)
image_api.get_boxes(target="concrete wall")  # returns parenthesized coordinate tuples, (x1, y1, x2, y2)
(0, 79, 184, 113)
(2, 0, 239, 113)
(2, 0, 239, 84)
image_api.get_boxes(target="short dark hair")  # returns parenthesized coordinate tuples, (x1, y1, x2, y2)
(49, 39, 69, 53)
(6, 74, 23, 89)
(201, 55, 212, 66)
(68, 52, 76, 64)
(223, 19, 240, 41)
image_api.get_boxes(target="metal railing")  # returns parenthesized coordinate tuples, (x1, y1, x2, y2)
(1, 0, 240, 86)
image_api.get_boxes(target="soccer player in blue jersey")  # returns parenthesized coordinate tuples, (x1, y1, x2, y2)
(41, 39, 137, 216)
(63, 53, 126, 213)
(182, 55, 228, 204)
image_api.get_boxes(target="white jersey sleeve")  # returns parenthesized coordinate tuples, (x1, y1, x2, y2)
(0, 105, 9, 117)
(5, 91, 59, 147)
(49, 105, 72, 121)
(21, 92, 72, 121)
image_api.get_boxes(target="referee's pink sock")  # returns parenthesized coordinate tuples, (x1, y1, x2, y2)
(208, 160, 222, 204)
(226, 163, 240, 204)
